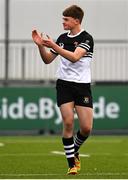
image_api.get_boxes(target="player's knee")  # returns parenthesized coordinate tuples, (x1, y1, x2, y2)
(65, 122, 73, 130)
(81, 125, 92, 135)
(63, 118, 73, 131)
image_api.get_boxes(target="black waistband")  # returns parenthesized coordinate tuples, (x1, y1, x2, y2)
(57, 79, 90, 86)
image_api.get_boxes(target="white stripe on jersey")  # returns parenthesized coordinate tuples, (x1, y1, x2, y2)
(78, 44, 90, 51)
(81, 43, 90, 48)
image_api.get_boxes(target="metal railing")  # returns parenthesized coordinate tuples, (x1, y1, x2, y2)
(92, 40, 128, 83)
(0, 39, 128, 85)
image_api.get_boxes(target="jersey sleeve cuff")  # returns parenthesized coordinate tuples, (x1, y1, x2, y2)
(78, 43, 90, 51)
(50, 49, 58, 55)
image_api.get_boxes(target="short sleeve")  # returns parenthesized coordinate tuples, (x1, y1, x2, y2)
(77, 34, 94, 53)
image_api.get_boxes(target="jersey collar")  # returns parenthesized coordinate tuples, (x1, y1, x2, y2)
(67, 29, 84, 38)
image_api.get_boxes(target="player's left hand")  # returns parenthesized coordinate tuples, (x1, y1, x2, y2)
(42, 35, 55, 48)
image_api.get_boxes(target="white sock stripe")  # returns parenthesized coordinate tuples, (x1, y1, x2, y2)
(74, 135, 82, 142)
(74, 136, 76, 140)
(66, 154, 74, 158)
(75, 139, 83, 145)
(65, 149, 74, 154)
(64, 144, 74, 149)
(74, 137, 78, 144)
(75, 140, 82, 146)
(74, 142, 80, 147)
(75, 137, 84, 144)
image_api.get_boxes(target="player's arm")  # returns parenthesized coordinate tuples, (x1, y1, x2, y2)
(38, 45, 57, 64)
(32, 30, 57, 64)
(52, 45, 87, 63)
(42, 36, 87, 63)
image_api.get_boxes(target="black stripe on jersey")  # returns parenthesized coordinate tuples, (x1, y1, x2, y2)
(78, 43, 90, 51)
(83, 52, 93, 58)
(84, 55, 93, 58)
(81, 43, 90, 49)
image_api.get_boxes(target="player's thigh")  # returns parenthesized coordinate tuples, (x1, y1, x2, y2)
(60, 102, 74, 123)
(56, 79, 74, 107)
(75, 105, 93, 131)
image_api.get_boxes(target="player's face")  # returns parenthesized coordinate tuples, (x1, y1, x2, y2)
(62, 16, 78, 30)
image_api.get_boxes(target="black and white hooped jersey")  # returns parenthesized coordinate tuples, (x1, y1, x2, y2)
(50, 29, 94, 83)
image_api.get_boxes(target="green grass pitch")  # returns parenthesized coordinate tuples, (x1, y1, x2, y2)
(0, 135, 128, 179)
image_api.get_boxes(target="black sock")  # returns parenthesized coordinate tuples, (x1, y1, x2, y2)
(62, 137, 75, 168)
(74, 130, 89, 154)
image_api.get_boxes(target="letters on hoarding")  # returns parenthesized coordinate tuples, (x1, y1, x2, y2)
(0, 96, 120, 124)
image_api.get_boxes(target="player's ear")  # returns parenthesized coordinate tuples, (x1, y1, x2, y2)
(75, 18, 80, 24)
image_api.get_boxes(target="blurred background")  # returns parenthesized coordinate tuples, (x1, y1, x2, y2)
(0, 0, 128, 135)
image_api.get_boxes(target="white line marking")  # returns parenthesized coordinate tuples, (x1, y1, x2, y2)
(0, 151, 124, 157)
(51, 151, 64, 155)
(91, 153, 111, 156)
(0, 151, 127, 157)
(0, 139, 123, 144)
(0, 172, 128, 176)
(0, 153, 52, 157)
(2, 140, 60, 144)
(0, 143, 4, 147)
(88, 140, 123, 143)
(51, 151, 90, 157)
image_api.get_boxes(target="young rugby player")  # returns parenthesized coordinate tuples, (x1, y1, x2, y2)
(32, 5, 94, 175)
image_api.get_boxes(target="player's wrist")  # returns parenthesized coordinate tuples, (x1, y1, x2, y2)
(38, 44, 44, 48)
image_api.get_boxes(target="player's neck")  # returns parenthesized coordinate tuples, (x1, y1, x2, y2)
(70, 25, 81, 35)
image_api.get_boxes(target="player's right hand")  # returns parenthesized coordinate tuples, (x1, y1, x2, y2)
(32, 30, 43, 46)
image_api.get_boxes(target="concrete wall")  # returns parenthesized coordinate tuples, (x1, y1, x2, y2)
(0, 0, 128, 40)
